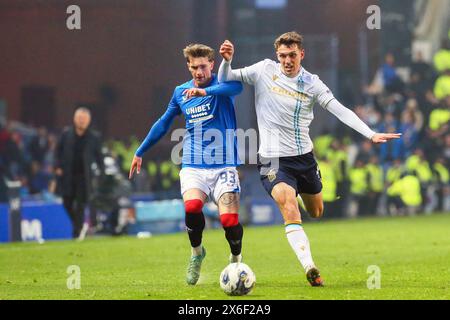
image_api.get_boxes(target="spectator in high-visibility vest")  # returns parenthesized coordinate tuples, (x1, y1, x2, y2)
(433, 70, 450, 101)
(387, 171, 422, 216)
(159, 160, 180, 197)
(428, 101, 450, 136)
(433, 157, 450, 212)
(433, 39, 450, 74)
(445, 133, 450, 170)
(426, 97, 450, 163)
(109, 139, 127, 172)
(406, 149, 433, 183)
(406, 149, 433, 210)
(146, 160, 159, 192)
(348, 158, 369, 217)
(366, 155, 384, 215)
(114, 138, 137, 176)
(317, 157, 338, 218)
(313, 132, 334, 160)
(386, 159, 404, 187)
(326, 140, 349, 217)
(123, 137, 140, 175)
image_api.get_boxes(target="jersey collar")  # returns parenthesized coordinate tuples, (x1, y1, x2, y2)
(278, 65, 304, 81)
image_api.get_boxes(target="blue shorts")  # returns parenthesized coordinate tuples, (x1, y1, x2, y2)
(258, 151, 323, 197)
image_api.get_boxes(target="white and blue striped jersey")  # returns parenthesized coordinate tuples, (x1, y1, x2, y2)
(221, 59, 335, 158)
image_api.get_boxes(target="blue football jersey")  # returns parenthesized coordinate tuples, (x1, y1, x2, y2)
(135, 75, 243, 169)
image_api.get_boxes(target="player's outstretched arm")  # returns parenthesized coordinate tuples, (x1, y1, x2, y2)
(206, 81, 243, 97)
(325, 99, 401, 143)
(183, 81, 243, 99)
(184, 81, 243, 98)
(370, 133, 402, 144)
(129, 97, 180, 179)
(219, 39, 266, 85)
(129, 113, 175, 179)
(218, 40, 241, 82)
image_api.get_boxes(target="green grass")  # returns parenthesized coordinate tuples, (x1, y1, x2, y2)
(1, 213, 450, 300)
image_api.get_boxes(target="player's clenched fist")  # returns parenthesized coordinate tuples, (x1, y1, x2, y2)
(183, 88, 207, 99)
(129, 155, 142, 179)
(220, 40, 234, 62)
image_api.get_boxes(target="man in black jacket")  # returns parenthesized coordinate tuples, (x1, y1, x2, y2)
(55, 107, 103, 239)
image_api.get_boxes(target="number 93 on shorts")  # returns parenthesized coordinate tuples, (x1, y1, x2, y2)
(180, 167, 241, 204)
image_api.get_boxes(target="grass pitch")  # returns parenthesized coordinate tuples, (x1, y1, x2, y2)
(1, 213, 449, 300)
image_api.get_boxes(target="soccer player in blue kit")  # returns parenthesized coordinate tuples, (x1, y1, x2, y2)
(129, 44, 243, 285)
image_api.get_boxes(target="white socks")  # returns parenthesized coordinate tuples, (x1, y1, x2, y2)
(285, 224, 315, 272)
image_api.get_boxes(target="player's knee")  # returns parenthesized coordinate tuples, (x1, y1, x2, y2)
(219, 192, 239, 208)
(220, 213, 239, 228)
(272, 184, 295, 205)
(273, 190, 289, 207)
(184, 199, 204, 214)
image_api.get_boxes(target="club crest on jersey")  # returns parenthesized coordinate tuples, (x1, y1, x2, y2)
(272, 74, 279, 81)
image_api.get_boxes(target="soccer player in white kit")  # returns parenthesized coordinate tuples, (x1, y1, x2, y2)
(218, 32, 401, 286)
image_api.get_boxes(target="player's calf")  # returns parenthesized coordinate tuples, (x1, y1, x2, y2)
(184, 199, 205, 253)
(184, 199, 207, 286)
(220, 213, 243, 258)
(307, 205, 324, 219)
(300, 193, 324, 219)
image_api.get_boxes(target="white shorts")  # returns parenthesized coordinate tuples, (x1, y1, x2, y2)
(180, 167, 241, 204)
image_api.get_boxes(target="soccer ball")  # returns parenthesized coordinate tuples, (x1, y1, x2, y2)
(219, 262, 256, 296)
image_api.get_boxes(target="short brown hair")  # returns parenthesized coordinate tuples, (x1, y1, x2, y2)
(183, 44, 215, 62)
(274, 31, 304, 50)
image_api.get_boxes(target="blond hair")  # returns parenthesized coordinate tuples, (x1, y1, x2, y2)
(183, 44, 215, 62)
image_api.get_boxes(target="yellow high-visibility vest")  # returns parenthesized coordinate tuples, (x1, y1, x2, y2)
(434, 163, 449, 184)
(388, 175, 422, 207)
(429, 109, 450, 131)
(314, 135, 333, 159)
(366, 163, 384, 192)
(386, 166, 403, 184)
(317, 160, 337, 202)
(433, 49, 450, 73)
(434, 75, 450, 100)
(349, 167, 368, 195)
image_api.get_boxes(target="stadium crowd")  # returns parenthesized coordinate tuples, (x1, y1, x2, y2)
(314, 39, 450, 217)
(1, 39, 449, 218)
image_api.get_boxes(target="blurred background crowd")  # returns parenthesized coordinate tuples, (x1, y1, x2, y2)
(1, 1, 449, 228)
(314, 42, 450, 217)
(1, 37, 449, 219)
